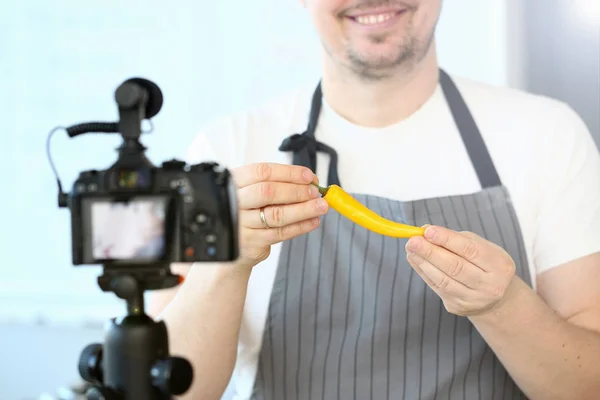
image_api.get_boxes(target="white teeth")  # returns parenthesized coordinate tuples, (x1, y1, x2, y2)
(355, 13, 395, 25)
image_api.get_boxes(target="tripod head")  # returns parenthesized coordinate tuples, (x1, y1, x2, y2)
(96, 263, 182, 313)
(77, 264, 193, 400)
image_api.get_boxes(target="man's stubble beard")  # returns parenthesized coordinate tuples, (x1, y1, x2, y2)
(335, 25, 436, 82)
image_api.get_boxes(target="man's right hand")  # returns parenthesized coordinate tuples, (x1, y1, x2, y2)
(232, 162, 329, 269)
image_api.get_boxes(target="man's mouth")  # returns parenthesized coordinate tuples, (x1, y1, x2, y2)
(345, 8, 407, 27)
(353, 12, 399, 25)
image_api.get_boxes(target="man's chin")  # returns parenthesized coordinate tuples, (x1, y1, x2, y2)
(346, 51, 414, 79)
(347, 42, 415, 76)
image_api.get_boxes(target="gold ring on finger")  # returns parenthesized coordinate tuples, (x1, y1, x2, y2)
(259, 207, 270, 229)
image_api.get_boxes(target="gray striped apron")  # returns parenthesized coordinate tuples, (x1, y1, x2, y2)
(251, 70, 530, 399)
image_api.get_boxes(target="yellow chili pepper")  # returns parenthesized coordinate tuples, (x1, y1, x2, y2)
(314, 183, 425, 238)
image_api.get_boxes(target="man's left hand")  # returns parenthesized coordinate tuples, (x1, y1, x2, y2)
(405, 225, 517, 317)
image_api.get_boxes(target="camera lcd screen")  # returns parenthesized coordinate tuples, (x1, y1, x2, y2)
(83, 196, 169, 262)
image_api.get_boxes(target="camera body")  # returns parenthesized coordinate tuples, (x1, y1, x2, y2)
(68, 156, 239, 266)
(58, 77, 239, 268)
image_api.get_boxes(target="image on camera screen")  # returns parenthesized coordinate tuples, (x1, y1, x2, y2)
(90, 197, 167, 261)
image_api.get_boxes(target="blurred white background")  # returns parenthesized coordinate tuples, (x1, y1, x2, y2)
(0, 0, 597, 399)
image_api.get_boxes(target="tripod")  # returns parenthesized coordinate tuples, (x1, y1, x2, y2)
(78, 265, 193, 400)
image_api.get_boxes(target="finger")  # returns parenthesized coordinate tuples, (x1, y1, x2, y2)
(241, 198, 328, 228)
(406, 252, 475, 297)
(232, 162, 317, 188)
(422, 226, 494, 271)
(407, 256, 439, 291)
(406, 236, 487, 289)
(238, 182, 320, 209)
(244, 217, 321, 245)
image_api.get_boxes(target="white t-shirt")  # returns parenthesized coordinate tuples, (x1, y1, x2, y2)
(184, 73, 600, 399)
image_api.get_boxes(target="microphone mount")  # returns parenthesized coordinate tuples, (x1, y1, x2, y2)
(48, 77, 162, 208)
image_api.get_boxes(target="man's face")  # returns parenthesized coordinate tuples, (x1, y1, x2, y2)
(303, 0, 442, 79)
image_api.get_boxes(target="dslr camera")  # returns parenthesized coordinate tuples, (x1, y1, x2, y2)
(48, 77, 239, 399)
(63, 78, 239, 269)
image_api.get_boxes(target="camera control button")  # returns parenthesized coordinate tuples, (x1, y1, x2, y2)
(195, 213, 209, 225)
(185, 247, 195, 259)
(75, 183, 87, 193)
(207, 246, 217, 257)
(169, 178, 186, 188)
(162, 159, 186, 170)
(191, 162, 218, 171)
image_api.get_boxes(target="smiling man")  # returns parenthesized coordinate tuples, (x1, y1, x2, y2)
(150, 1, 600, 399)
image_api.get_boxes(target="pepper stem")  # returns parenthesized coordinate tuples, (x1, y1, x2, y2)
(311, 182, 329, 196)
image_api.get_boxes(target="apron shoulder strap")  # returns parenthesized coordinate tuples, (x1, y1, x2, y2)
(278, 82, 341, 186)
(439, 69, 502, 189)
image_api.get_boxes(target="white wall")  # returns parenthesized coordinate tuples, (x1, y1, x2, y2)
(437, 0, 509, 86)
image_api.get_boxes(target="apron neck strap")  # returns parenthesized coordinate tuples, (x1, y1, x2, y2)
(278, 82, 342, 187)
(438, 69, 501, 189)
(279, 69, 502, 189)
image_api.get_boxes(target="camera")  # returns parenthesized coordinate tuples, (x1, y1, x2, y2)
(69, 156, 238, 266)
(63, 79, 239, 268)
(46, 77, 240, 399)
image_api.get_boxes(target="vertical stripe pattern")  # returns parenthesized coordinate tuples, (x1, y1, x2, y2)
(252, 185, 531, 399)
